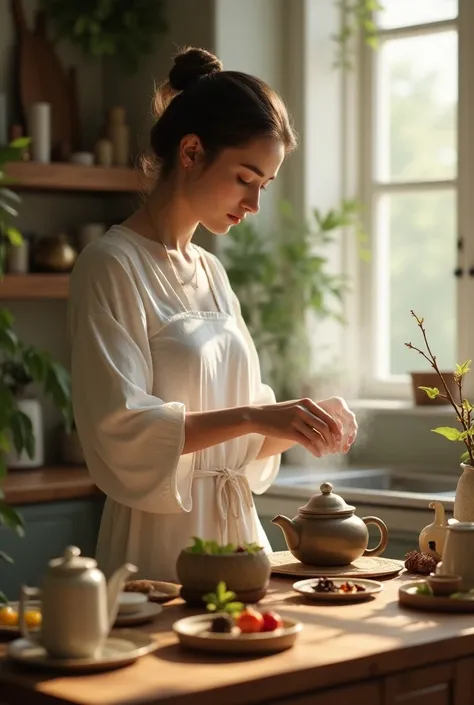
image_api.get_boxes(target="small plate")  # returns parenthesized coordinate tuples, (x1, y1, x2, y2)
(173, 613, 301, 654)
(7, 628, 157, 672)
(293, 578, 383, 602)
(0, 601, 41, 636)
(399, 581, 474, 613)
(114, 602, 163, 627)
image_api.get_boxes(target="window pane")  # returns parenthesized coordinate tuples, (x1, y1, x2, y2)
(375, 32, 457, 182)
(375, 191, 457, 377)
(377, 0, 457, 30)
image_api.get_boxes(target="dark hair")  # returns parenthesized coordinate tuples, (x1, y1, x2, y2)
(145, 46, 297, 179)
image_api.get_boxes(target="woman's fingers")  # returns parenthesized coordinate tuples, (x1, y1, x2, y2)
(294, 418, 326, 456)
(296, 400, 340, 449)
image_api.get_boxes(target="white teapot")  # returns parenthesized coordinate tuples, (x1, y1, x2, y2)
(19, 545, 137, 659)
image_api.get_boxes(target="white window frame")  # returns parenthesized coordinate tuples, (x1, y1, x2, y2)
(354, 0, 474, 400)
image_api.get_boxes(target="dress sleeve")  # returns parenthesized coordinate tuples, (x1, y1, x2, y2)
(229, 289, 281, 494)
(67, 247, 193, 514)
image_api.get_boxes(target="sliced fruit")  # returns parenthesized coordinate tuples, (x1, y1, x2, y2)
(261, 611, 283, 632)
(236, 607, 264, 633)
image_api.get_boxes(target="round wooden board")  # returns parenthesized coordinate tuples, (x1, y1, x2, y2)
(269, 551, 404, 579)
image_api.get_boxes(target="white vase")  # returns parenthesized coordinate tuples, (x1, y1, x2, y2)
(454, 463, 474, 521)
(5, 398, 44, 469)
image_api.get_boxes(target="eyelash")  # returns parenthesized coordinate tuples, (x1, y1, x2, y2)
(237, 176, 268, 191)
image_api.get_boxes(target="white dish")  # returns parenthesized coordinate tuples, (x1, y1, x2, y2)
(173, 613, 301, 654)
(117, 591, 148, 614)
(293, 577, 383, 602)
(7, 628, 157, 672)
(114, 602, 163, 626)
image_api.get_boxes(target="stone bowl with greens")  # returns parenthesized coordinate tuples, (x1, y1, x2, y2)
(176, 538, 271, 606)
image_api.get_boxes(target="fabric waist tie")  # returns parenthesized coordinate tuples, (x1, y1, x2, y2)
(194, 467, 253, 543)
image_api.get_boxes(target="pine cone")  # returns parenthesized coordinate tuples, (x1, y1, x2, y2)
(404, 549, 439, 575)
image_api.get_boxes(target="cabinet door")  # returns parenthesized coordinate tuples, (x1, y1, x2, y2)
(270, 682, 381, 705)
(384, 662, 461, 705)
(0, 497, 104, 600)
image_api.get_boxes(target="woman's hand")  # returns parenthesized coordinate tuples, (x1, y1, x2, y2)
(249, 398, 342, 457)
(317, 396, 358, 454)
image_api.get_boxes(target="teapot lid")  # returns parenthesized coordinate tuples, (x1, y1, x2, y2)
(48, 546, 97, 574)
(298, 482, 355, 516)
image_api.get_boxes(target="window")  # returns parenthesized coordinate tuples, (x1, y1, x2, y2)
(357, 0, 474, 398)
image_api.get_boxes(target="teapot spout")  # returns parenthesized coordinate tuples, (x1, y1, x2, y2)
(106, 562, 138, 629)
(271, 515, 301, 551)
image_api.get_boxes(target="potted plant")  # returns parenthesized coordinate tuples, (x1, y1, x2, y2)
(40, 1, 167, 73)
(0, 139, 73, 600)
(223, 199, 367, 404)
(0, 327, 73, 469)
(176, 538, 271, 606)
(406, 310, 474, 521)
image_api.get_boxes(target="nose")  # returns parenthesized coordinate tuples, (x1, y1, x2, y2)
(242, 189, 260, 215)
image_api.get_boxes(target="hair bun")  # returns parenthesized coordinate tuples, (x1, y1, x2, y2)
(169, 47, 223, 91)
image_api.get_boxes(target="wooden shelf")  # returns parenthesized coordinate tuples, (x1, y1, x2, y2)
(5, 161, 145, 193)
(3, 464, 99, 505)
(0, 274, 70, 299)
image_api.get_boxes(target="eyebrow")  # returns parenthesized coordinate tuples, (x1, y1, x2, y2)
(240, 163, 275, 180)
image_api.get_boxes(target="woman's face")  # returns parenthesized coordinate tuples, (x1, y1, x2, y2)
(181, 137, 285, 234)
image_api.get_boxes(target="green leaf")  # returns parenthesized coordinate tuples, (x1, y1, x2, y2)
(0, 501, 25, 537)
(5, 226, 23, 247)
(418, 386, 440, 399)
(463, 400, 473, 413)
(456, 360, 471, 377)
(9, 136, 31, 149)
(0, 187, 21, 203)
(0, 590, 8, 605)
(431, 426, 462, 441)
(0, 550, 13, 564)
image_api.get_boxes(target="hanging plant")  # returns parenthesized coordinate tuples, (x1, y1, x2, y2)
(40, 0, 168, 73)
(333, 0, 384, 69)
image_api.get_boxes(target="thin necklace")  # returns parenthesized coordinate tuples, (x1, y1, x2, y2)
(144, 206, 222, 313)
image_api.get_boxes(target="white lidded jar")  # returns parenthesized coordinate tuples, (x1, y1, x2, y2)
(454, 463, 474, 522)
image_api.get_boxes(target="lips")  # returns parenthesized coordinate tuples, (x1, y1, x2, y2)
(227, 214, 242, 225)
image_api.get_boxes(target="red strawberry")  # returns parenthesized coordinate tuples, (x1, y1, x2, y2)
(261, 611, 283, 632)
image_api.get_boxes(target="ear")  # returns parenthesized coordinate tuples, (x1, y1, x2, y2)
(179, 134, 205, 170)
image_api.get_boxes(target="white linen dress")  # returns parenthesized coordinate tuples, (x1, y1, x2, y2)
(67, 225, 281, 581)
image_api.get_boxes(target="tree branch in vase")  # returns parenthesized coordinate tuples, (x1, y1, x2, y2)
(405, 310, 474, 467)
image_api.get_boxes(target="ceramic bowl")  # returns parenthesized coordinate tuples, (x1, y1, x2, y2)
(426, 572, 462, 597)
(176, 550, 271, 606)
(117, 591, 148, 614)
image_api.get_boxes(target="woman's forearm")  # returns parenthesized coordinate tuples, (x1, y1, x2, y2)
(183, 406, 254, 454)
(256, 436, 296, 459)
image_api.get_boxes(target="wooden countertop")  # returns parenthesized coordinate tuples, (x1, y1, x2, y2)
(3, 466, 100, 505)
(1, 574, 474, 705)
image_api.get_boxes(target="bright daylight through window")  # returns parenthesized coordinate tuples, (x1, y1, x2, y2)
(360, 0, 458, 392)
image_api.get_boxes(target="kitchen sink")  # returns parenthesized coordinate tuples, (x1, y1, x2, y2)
(276, 468, 457, 497)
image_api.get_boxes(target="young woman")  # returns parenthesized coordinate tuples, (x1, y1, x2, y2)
(68, 47, 357, 581)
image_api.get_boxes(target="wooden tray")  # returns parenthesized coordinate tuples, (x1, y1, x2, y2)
(269, 551, 404, 579)
(399, 581, 474, 613)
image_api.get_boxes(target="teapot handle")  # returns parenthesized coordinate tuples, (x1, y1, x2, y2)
(362, 516, 389, 557)
(19, 585, 42, 642)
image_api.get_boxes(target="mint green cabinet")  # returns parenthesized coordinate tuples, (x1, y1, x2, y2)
(0, 497, 104, 601)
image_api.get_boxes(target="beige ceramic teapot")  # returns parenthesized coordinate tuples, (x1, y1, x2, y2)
(19, 546, 137, 659)
(272, 482, 389, 566)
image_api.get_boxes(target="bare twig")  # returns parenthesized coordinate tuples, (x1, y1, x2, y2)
(406, 311, 474, 465)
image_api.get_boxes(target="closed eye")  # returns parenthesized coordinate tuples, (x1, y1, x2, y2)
(238, 176, 269, 191)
